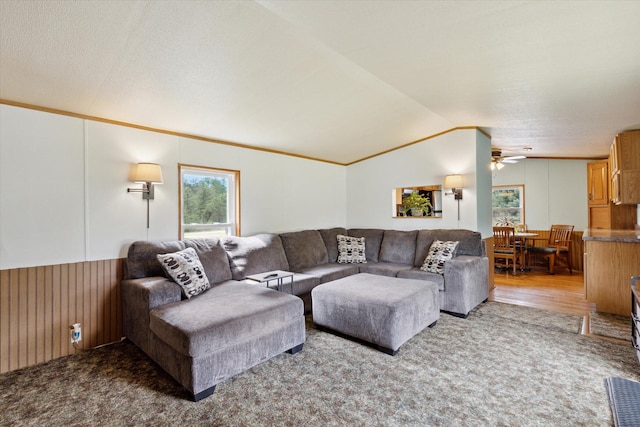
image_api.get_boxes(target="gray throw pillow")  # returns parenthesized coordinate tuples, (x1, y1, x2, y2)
(420, 240, 459, 274)
(337, 234, 367, 264)
(157, 247, 210, 298)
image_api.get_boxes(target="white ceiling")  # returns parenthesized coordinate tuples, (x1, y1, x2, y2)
(1, 0, 639, 164)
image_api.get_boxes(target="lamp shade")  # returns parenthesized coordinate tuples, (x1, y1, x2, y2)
(133, 163, 163, 184)
(444, 174, 463, 189)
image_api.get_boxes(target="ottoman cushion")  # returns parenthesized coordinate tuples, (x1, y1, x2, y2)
(312, 273, 439, 353)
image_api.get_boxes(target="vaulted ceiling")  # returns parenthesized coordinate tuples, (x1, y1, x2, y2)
(1, 1, 639, 164)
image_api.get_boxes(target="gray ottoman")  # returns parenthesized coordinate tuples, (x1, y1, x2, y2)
(311, 273, 439, 355)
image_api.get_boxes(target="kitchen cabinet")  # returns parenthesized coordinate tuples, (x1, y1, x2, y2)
(611, 130, 640, 204)
(586, 160, 636, 229)
(587, 160, 609, 206)
(584, 229, 640, 316)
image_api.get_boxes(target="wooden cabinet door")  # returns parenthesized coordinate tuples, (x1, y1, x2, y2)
(617, 130, 640, 171)
(585, 240, 638, 316)
(617, 170, 640, 204)
(589, 206, 610, 229)
(587, 160, 608, 206)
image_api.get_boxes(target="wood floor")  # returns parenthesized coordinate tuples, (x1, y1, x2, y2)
(490, 266, 594, 317)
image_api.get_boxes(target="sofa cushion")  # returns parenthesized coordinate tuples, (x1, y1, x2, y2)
(337, 234, 367, 264)
(414, 229, 483, 266)
(434, 229, 482, 256)
(397, 268, 445, 291)
(223, 234, 289, 280)
(156, 248, 211, 299)
(149, 281, 303, 358)
(421, 240, 459, 274)
(359, 262, 414, 277)
(126, 238, 232, 284)
(379, 230, 418, 264)
(318, 227, 347, 262)
(280, 230, 329, 271)
(297, 263, 360, 284)
(347, 228, 385, 262)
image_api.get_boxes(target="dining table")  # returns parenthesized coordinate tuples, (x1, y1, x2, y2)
(514, 232, 538, 270)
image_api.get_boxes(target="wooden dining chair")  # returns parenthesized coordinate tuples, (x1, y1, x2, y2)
(514, 223, 528, 265)
(528, 224, 574, 274)
(493, 226, 525, 275)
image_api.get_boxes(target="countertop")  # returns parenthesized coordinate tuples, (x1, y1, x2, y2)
(583, 228, 640, 243)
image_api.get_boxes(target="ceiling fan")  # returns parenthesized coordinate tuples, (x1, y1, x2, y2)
(491, 148, 526, 170)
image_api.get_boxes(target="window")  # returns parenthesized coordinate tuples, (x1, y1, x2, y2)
(492, 185, 525, 226)
(179, 165, 240, 239)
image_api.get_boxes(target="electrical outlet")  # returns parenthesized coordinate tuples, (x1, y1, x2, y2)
(70, 323, 82, 344)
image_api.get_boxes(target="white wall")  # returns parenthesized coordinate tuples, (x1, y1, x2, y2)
(176, 139, 346, 236)
(0, 104, 346, 269)
(345, 129, 493, 237)
(491, 158, 589, 231)
(0, 106, 86, 268)
(3, 102, 591, 270)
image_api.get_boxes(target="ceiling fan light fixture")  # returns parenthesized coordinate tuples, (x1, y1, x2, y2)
(491, 158, 505, 170)
(491, 147, 526, 170)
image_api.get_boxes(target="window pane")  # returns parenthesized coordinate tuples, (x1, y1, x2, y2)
(183, 174, 228, 224)
(492, 185, 524, 226)
(180, 165, 239, 239)
(183, 226, 230, 240)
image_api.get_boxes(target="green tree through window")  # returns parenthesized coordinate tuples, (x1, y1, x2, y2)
(180, 165, 239, 239)
(183, 175, 228, 224)
(492, 185, 524, 226)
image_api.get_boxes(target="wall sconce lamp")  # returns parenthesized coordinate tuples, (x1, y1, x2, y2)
(444, 174, 464, 220)
(127, 163, 163, 228)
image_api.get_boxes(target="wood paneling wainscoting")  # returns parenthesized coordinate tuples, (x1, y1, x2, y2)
(0, 259, 124, 374)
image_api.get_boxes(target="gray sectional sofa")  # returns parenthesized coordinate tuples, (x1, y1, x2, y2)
(122, 227, 488, 400)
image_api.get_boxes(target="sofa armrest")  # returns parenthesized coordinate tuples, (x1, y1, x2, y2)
(122, 277, 181, 354)
(442, 256, 489, 317)
(123, 277, 182, 309)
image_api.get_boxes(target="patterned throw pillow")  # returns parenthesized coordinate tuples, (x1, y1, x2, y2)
(336, 234, 367, 264)
(157, 247, 210, 299)
(420, 240, 459, 274)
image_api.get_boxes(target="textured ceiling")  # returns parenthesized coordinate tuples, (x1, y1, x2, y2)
(1, 0, 639, 164)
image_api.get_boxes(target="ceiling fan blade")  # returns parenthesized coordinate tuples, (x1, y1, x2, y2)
(502, 155, 526, 161)
(501, 159, 519, 164)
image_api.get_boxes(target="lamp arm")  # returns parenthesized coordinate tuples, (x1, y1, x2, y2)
(127, 182, 154, 199)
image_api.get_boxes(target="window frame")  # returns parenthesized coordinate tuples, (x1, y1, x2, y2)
(492, 184, 525, 226)
(178, 164, 240, 239)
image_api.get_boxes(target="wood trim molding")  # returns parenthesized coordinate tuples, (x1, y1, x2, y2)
(1, 98, 487, 167)
(485, 236, 495, 291)
(2, 99, 605, 165)
(345, 126, 486, 165)
(0, 99, 343, 166)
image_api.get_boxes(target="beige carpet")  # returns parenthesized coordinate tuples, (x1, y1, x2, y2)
(472, 301, 584, 334)
(590, 312, 632, 341)
(1, 302, 638, 426)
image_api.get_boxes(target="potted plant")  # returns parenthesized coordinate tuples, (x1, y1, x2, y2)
(402, 192, 432, 217)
